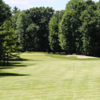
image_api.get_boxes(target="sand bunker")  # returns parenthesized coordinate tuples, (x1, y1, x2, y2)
(66, 55, 97, 59)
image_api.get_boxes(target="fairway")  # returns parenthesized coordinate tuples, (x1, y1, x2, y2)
(0, 52, 100, 100)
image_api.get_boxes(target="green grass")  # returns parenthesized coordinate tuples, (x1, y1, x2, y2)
(0, 52, 100, 100)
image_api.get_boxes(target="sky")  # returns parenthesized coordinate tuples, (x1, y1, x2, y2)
(3, 0, 99, 11)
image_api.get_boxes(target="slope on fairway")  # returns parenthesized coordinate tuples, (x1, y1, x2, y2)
(0, 53, 100, 100)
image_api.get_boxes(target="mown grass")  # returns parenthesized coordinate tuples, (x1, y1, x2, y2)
(0, 52, 100, 100)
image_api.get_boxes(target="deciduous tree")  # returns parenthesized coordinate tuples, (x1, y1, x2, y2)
(59, 10, 76, 54)
(49, 10, 64, 52)
(80, 0, 100, 56)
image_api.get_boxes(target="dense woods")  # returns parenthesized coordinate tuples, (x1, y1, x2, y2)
(0, 0, 100, 65)
(16, 7, 54, 52)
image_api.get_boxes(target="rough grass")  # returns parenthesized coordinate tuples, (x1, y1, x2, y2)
(0, 52, 100, 100)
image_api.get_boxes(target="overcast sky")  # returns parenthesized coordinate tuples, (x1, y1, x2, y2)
(3, 0, 99, 11)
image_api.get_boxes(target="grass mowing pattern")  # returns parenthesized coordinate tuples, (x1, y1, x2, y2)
(0, 52, 100, 100)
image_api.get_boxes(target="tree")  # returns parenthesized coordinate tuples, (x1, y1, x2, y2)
(11, 7, 20, 30)
(0, 0, 11, 62)
(49, 10, 64, 53)
(64, 0, 96, 54)
(16, 10, 32, 51)
(80, 0, 100, 56)
(72, 1, 86, 54)
(12, 6, 20, 14)
(2, 20, 19, 65)
(0, 28, 5, 61)
(26, 23, 39, 51)
(16, 7, 55, 52)
(59, 10, 76, 54)
(0, 0, 11, 26)
(29, 7, 55, 52)
(66, 0, 85, 11)
(0, 34, 4, 61)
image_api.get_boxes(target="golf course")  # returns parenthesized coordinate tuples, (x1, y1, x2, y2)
(0, 52, 100, 100)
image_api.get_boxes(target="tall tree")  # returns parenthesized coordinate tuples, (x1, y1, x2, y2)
(0, 0, 11, 26)
(64, 0, 95, 54)
(16, 10, 32, 51)
(59, 10, 76, 54)
(12, 6, 20, 14)
(72, 1, 86, 54)
(26, 23, 39, 51)
(80, 0, 100, 56)
(66, 0, 85, 11)
(11, 7, 20, 30)
(16, 7, 54, 52)
(2, 20, 19, 65)
(0, 28, 5, 62)
(0, 0, 11, 62)
(49, 10, 64, 53)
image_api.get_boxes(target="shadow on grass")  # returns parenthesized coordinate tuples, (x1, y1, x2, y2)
(9, 57, 28, 61)
(0, 63, 27, 69)
(0, 64, 28, 69)
(0, 57, 29, 69)
(0, 57, 31, 77)
(0, 72, 30, 77)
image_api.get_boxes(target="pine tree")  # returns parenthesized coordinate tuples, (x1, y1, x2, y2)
(2, 20, 20, 66)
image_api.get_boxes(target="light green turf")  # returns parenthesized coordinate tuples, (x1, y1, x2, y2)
(0, 52, 100, 100)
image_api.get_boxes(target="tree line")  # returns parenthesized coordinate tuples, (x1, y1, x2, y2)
(0, 0, 100, 66)
(49, 0, 100, 56)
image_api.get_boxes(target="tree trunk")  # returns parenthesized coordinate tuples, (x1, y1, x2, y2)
(4, 53, 5, 66)
(7, 53, 9, 66)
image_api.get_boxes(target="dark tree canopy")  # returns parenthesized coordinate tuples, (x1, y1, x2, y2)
(16, 7, 55, 52)
(80, 0, 100, 56)
(0, 0, 11, 26)
(0, 0, 12, 62)
(59, 10, 76, 54)
(66, 0, 85, 11)
(49, 10, 65, 52)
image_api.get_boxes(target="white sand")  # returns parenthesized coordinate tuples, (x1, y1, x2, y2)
(66, 55, 97, 59)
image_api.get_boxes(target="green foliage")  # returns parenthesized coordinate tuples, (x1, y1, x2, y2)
(11, 7, 20, 30)
(59, 0, 100, 55)
(0, 29, 5, 61)
(72, 1, 86, 54)
(26, 23, 39, 51)
(0, 0, 11, 62)
(0, 0, 11, 26)
(59, 0, 86, 54)
(66, 0, 85, 11)
(12, 6, 20, 14)
(96, 1, 100, 10)
(0, 0, 99, 57)
(16, 11, 28, 51)
(59, 10, 76, 53)
(16, 7, 54, 51)
(80, 1, 100, 56)
(1, 20, 21, 65)
(49, 10, 64, 52)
